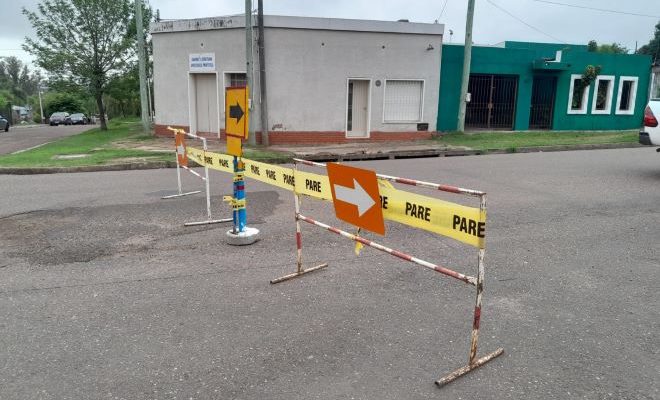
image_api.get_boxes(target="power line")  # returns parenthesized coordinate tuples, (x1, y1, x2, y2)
(485, 0, 567, 44)
(439, 0, 449, 18)
(531, 0, 660, 18)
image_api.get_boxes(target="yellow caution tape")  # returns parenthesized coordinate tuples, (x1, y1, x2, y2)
(354, 228, 364, 256)
(377, 181, 485, 248)
(186, 147, 486, 248)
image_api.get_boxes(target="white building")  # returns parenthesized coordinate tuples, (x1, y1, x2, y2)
(151, 15, 444, 144)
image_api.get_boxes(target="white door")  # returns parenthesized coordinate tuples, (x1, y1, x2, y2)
(347, 79, 370, 138)
(194, 74, 218, 134)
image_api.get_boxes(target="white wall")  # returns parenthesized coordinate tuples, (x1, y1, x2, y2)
(152, 24, 442, 133)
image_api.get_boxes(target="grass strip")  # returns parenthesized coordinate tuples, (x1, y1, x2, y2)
(0, 119, 170, 168)
(435, 130, 638, 151)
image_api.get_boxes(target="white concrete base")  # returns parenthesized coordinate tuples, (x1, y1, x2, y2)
(225, 227, 260, 246)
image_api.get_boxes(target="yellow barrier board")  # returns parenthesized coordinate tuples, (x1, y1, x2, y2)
(242, 158, 295, 191)
(378, 181, 485, 248)
(186, 147, 485, 248)
(186, 147, 205, 166)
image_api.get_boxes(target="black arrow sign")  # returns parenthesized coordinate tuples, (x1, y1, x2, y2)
(229, 102, 244, 124)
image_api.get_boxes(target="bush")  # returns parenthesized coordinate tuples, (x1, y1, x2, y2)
(43, 92, 85, 117)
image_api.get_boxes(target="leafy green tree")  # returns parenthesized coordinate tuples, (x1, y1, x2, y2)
(586, 40, 629, 54)
(23, 0, 135, 130)
(0, 57, 41, 104)
(637, 21, 660, 62)
(43, 92, 84, 118)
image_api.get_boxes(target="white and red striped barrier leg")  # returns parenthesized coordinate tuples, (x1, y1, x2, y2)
(270, 165, 328, 284)
(183, 138, 233, 227)
(161, 155, 202, 199)
(295, 214, 476, 285)
(436, 194, 504, 387)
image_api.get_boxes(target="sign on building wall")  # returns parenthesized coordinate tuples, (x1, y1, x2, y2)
(189, 53, 216, 72)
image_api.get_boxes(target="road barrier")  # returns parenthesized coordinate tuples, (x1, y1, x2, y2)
(162, 127, 232, 227)
(269, 158, 503, 388)
(177, 143, 503, 387)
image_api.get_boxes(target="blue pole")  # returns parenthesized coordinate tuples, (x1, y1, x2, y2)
(232, 156, 247, 233)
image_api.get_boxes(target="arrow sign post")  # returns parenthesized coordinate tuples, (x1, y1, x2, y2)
(225, 86, 249, 139)
(327, 163, 385, 235)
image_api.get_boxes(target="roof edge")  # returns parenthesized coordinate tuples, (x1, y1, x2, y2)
(151, 15, 444, 35)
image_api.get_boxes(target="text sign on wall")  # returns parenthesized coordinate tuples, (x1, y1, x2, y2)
(189, 53, 216, 72)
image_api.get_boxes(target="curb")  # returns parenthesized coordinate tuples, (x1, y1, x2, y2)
(300, 142, 642, 162)
(0, 142, 642, 175)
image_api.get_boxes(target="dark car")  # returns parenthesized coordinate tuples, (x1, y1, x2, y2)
(49, 112, 70, 126)
(0, 115, 9, 132)
(67, 113, 89, 125)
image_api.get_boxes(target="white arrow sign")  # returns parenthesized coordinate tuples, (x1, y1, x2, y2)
(333, 179, 376, 217)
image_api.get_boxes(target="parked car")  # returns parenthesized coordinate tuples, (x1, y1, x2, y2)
(0, 115, 9, 132)
(67, 113, 89, 125)
(639, 100, 660, 150)
(49, 112, 70, 126)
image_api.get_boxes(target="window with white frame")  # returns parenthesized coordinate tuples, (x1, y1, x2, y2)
(615, 76, 638, 115)
(591, 75, 615, 114)
(567, 74, 589, 114)
(383, 80, 424, 122)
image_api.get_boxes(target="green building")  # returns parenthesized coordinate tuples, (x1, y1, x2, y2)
(437, 41, 653, 131)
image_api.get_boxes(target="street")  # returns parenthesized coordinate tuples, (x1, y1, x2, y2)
(0, 124, 92, 155)
(0, 148, 658, 399)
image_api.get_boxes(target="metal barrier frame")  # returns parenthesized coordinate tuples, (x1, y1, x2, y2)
(161, 128, 232, 227)
(270, 158, 503, 388)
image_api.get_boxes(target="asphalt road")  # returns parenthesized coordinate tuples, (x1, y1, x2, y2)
(0, 124, 92, 155)
(0, 148, 658, 399)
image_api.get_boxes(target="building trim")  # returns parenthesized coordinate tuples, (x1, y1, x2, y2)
(567, 74, 589, 115)
(591, 75, 615, 115)
(615, 76, 638, 115)
(154, 124, 433, 144)
(151, 15, 444, 36)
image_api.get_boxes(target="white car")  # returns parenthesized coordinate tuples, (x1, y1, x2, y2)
(640, 99, 660, 149)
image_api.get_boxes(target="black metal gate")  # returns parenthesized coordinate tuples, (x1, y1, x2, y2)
(466, 74, 517, 130)
(529, 75, 557, 130)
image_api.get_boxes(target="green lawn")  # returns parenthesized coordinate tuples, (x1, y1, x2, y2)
(435, 130, 638, 151)
(0, 119, 171, 168)
(0, 119, 293, 168)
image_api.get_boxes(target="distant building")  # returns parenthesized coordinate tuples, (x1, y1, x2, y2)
(438, 41, 653, 131)
(151, 15, 444, 144)
(11, 105, 33, 123)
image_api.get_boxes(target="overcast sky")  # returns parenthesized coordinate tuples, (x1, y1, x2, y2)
(1, 0, 658, 67)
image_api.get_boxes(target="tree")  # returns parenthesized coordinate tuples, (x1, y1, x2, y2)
(587, 40, 629, 54)
(43, 92, 84, 118)
(0, 56, 41, 105)
(637, 21, 660, 62)
(23, 0, 135, 130)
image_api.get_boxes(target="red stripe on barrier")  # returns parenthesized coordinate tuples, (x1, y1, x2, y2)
(356, 236, 372, 246)
(328, 226, 342, 234)
(472, 306, 481, 330)
(236, 185, 245, 191)
(438, 185, 461, 194)
(391, 249, 414, 262)
(296, 232, 302, 250)
(395, 177, 417, 186)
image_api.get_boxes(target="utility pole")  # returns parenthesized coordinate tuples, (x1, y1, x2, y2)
(38, 84, 45, 124)
(257, 0, 269, 146)
(135, 0, 150, 133)
(457, 0, 475, 132)
(245, 0, 256, 145)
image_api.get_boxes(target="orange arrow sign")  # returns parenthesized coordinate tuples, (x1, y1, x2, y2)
(327, 163, 385, 235)
(175, 133, 188, 167)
